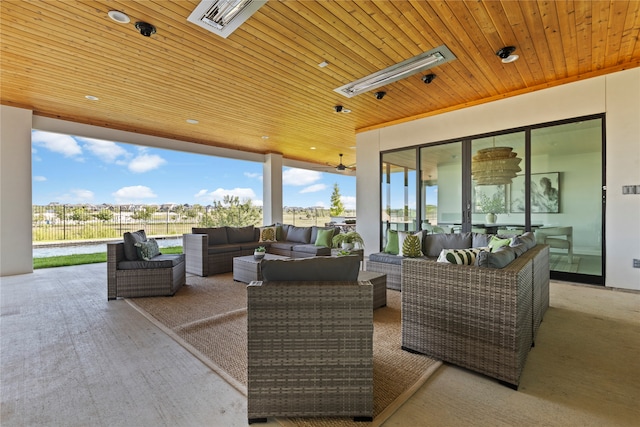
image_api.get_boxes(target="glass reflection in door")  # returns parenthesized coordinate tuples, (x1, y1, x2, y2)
(530, 119, 603, 280)
(381, 149, 417, 250)
(419, 142, 463, 234)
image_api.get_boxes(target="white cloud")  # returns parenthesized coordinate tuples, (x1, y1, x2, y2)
(128, 153, 166, 173)
(112, 185, 157, 203)
(33, 176, 47, 182)
(300, 183, 327, 193)
(283, 168, 322, 186)
(56, 189, 94, 203)
(341, 195, 356, 210)
(244, 172, 262, 180)
(31, 130, 82, 158)
(80, 138, 128, 163)
(195, 187, 258, 204)
(211, 187, 257, 202)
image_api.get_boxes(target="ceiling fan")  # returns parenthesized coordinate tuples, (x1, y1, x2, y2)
(329, 153, 356, 172)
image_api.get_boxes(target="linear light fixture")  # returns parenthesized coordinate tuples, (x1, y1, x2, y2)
(187, 0, 267, 38)
(334, 45, 456, 98)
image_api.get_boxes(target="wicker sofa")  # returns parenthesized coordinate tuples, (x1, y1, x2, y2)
(400, 232, 549, 389)
(107, 231, 185, 300)
(183, 224, 339, 276)
(247, 256, 373, 423)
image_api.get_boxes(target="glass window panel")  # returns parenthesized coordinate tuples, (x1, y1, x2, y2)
(471, 133, 526, 234)
(531, 119, 603, 276)
(419, 142, 462, 233)
(381, 149, 417, 249)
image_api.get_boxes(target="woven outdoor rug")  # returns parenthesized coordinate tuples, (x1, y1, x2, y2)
(127, 273, 441, 427)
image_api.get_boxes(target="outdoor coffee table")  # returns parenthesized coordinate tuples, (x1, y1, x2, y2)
(358, 270, 387, 309)
(233, 253, 290, 283)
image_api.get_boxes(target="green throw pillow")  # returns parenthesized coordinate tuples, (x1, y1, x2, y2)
(488, 235, 511, 251)
(384, 230, 399, 255)
(314, 228, 333, 247)
(402, 234, 423, 257)
(135, 238, 161, 261)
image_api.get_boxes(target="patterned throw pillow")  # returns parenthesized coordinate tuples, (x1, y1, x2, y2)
(398, 231, 423, 257)
(402, 233, 423, 257)
(259, 226, 277, 242)
(437, 248, 483, 265)
(135, 238, 161, 261)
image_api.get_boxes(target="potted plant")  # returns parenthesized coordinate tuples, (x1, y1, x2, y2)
(332, 231, 365, 251)
(477, 190, 507, 224)
(254, 246, 266, 260)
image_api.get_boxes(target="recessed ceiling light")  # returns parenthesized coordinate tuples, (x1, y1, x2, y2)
(85, 95, 99, 101)
(262, 136, 269, 140)
(310, 147, 317, 150)
(318, 61, 329, 68)
(186, 119, 199, 124)
(108, 10, 130, 24)
(496, 46, 519, 63)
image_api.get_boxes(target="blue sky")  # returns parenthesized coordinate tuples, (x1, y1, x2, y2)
(31, 130, 356, 209)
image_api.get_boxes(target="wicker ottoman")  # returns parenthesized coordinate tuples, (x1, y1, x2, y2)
(358, 270, 387, 309)
(233, 253, 290, 283)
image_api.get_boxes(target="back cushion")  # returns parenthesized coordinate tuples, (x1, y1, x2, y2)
(277, 223, 291, 241)
(519, 232, 537, 250)
(261, 255, 360, 281)
(476, 246, 516, 268)
(472, 232, 492, 248)
(423, 232, 472, 257)
(123, 230, 147, 261)
(227, 226, 256, 243)
(193, 227, 228, 245)
(285, 226, 311, 243)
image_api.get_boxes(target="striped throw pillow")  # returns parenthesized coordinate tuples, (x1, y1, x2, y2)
(437, 248, 483, 265)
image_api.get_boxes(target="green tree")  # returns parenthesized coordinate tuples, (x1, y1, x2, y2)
(95, 209, 114, 222)
(69, 206, 91, 222)
(200, 195, 261, 227)
(131, 206, 157, 221)
(329, 183, 345, 217)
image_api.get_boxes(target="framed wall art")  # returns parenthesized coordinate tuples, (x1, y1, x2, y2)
(510, 172, 560, 213)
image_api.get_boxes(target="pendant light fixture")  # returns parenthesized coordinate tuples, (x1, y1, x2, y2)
(471, 140, 522, 185)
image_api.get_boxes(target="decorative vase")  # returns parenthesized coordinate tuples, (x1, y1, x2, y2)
(341, 242, 354, 251)
(254, 251, 265, 260)
(485, 213, 497, 224)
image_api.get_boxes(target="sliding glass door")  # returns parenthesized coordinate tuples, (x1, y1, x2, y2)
(471, 133, 526, 235)
(381, 149, 417, 248)
(419, 142, 463, 233)
(379, 114, 605, 284)
(530, 118, 604, 282)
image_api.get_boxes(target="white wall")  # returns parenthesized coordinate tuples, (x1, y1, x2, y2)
(1, 106, 33, 275)
(357, 68, 640, 290)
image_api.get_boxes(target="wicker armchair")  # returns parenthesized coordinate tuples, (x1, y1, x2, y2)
(247, 256, 373, 423)
(107, 242, 185, 300)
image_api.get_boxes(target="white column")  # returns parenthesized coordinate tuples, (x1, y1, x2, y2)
(1, 106, 33, 276)
(263, 153, 283, 225)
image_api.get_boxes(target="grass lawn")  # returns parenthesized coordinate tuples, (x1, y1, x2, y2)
(34, 246, 183, 269)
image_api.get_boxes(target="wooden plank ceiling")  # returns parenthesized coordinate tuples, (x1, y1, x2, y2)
(2, 1, 639, 169)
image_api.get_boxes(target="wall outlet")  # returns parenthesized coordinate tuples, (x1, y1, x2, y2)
(634, 259, 640, 268)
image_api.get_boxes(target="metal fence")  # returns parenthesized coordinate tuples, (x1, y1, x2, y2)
(32, 204, 357, 242)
